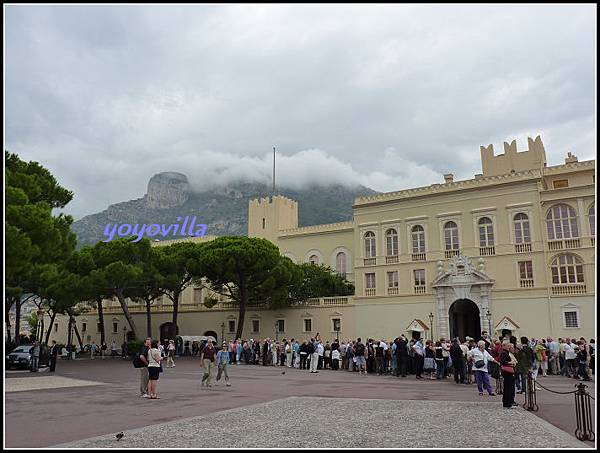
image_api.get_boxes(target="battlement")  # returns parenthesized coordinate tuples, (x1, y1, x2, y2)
(249, 195, 298, 209)
(248, 195, 299, 244)
(480, 135, 547, 176)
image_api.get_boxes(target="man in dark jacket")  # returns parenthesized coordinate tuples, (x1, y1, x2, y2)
(396, 336, 409, 377)
(49, 340, 59, 372)
(450, 339, 465, 383)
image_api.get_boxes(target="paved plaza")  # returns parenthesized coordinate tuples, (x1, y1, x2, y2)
(5, 358, 595, 448)
(56, 397, 586, 448)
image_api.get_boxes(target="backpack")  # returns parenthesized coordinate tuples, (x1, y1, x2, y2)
(355, 343, 365, 356)
(132, 353, 144, 368)
(307, 343, 315, 354)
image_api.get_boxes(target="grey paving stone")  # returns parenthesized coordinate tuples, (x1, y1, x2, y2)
(54, 397, 588, 448)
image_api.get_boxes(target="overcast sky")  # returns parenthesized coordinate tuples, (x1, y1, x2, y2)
(5, 4, 596, 219)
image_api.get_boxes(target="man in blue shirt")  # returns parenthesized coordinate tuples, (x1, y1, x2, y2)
(412, 338, 425, 379)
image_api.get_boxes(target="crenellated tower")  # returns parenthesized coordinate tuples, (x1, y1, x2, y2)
(480, 135, 547, 176)
(248, 195, 298, 246)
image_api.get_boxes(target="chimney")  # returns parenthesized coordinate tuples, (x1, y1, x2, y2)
(565, 152, 578, 164)
(444, 173, 454, 184)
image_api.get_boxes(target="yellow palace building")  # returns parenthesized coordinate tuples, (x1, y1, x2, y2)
(47, 136, 595, 345)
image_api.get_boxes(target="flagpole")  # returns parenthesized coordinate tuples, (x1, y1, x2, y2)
(272, 146, 276, 197)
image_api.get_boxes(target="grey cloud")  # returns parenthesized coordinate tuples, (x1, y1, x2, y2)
(5, 4, 595, 219)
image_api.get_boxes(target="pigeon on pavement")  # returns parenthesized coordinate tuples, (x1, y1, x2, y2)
(116, 432, 124, 441)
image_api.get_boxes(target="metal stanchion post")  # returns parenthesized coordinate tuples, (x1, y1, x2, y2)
(574, 382, 595, 441)
(522, 371, 538, 411)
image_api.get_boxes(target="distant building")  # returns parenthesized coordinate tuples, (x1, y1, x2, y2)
(46, 136, 595, 343)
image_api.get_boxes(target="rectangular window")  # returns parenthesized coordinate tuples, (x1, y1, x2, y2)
(82, 322, 87, 333)
(277, 319, 285, 333)
(518, 261, 533, 279)
(228, 320, 236, 333)
(54, 323, 59, 333)
(113, 322, 118, 333)
(414, 269, 426, 286)
(304, 318, 312, 332)
(553, 179, 569, 189)
(252, 319, 260, 333)
(387, 271, 399, 288)
(564, 311, 579, 328)
(365, 273, 376, 289)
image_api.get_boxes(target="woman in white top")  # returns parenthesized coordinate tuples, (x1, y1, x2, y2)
(147, 340, 162, 399)
(166, 340, 176, 368)
(469, 340, 499, 396)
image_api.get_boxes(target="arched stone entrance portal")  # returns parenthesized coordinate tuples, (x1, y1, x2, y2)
(431, 255, 494, 342)
(449, 299, 481, 341)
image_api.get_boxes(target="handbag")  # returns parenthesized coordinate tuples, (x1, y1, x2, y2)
(424, 357, 436, 371)
(501, 364, 514, 374)
(474, 360, 485, 368)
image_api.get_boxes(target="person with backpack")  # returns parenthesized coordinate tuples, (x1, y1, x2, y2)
(133, 337, 152, 398)
(396, 336, 409, 377)
(450, 338, 465, 384)
(354, 338, 367, 376)
(308, 339, 318, 373)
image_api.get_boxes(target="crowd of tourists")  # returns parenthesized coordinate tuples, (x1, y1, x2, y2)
(134, 331, 594, 406)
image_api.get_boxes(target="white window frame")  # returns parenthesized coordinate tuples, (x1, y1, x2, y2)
(513, 212, 531, 244)
(365, 272, 376, 289)
(228, 319, 236, 334)
(303, 318, 313, 333)
(550, 254, 585, 285)
(387, 271, 399, 288)
(517, 260, 533, 280)
(276, 319, 285, 333)
(385, 228, 399, 256)
(546, 203, 579, 240)
(477, 217, 495, 247)
(364, 231, 377, 258)
(413, 269, 426, 286)
(506, 204, 535, 245)
(561, 304, 580, 329)
(443, 221, 460, 251)
(251, 319, 261, 334)
(588, 203, 595, 237)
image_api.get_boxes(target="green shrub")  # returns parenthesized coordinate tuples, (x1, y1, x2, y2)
(127, 340, 144, 357)
(204, 296, 219, 308)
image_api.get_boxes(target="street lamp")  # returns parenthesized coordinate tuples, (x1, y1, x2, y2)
(123, 326, 127, 344)
(274, 321, 279, 342)
(428, 312, 434, 341)
(485, 309, 492, 338)
(221, 322, 225, 344)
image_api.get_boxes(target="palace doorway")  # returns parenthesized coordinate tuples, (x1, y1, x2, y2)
(448, 299, 481, 341)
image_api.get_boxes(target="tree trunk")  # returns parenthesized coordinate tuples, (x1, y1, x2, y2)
(5, 297, 13, 343)
(170, 291, 180, 340)
(96, 298, 106, 346)
(71, 315, 84, 350)
(145, 298, 152, 338)
(45, 311, 57, 345)
(114, 289, 138, 340)
(14, 297, 21, 346)
(235, 284, 247, 340)
(67, 318, 73, 352)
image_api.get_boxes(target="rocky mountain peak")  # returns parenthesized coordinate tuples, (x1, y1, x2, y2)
(144, 172, 190, 209)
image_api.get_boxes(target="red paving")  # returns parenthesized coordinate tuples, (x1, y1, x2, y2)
(4, 357, 595, 448)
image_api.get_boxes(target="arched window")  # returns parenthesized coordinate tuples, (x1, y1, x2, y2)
(478, 217, 494, 247)
(411, 225, 425, 253)
(546, 204, 579, 240)
(385, 229, 398, 256)
(309, 255, 319, 265)
(336, 252, 347, 278)
(550, 254, 584, 285)
(364, 232, 376, 258)
(514, 213, 531, 244)
(444, 221, 459, 250)
(589, 204, 595, 237)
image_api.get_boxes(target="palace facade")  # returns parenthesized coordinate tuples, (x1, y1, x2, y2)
(46, 136, 596, 345)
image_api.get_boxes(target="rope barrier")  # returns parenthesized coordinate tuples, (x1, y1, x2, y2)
(533, 379, 579, 394)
